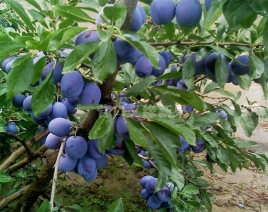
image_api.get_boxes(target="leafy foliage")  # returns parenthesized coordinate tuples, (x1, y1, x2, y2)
(0, 0, 268, 211)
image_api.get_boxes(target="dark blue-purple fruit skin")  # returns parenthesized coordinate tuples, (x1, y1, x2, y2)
(87, 139, 105, 159)
(159, 50, 172, 68)
(61, 98, 77, 115)
(150, 0, 176, 25)
(74, 30, 100, 46)
(177, 136, 191, 152)
(65, 136, 88, 160)
(146, 195, 161, 210)
(230, 55, 249, 76)
(38, 105, 53, 119)
(45, 133, 62, 149)
(4, 122, 19, 134)
(13, 94, 25, 108)
(23, 95, 32, 111)
(141, 189, 151, 199)
(53, 62, 64, 84)
(115, 116, 129, 139)
(145, 177, 157, 193)
(48, 117, 73, 137)
(140, 175, 154, 188)
(176, 0, 202, 28)
(79, 82, 101, 105)
(50, 102, 68, 119)
(41, 61, 54, 80)
(60, 71, 84, 99)
(1, 56, 17, 71)
(135, 56, 153, 77)
(183, 53, 206, 75)
(106, 136, 126, 155)
(191, 139, 205, 153)
(205, 52, 227, 79)
(157, 186, 171, 202)
(94, 154, 108, 169)
(77, 156, 97, 178)
(113, 35, 142, 64)
(130, 7, 143, 32)
(137, 4, 146, 24)
(205, 0, 213, 10)
(176, 79, 188, 91)
(151, 55, 167, 77)
(58, 154, 78, 172)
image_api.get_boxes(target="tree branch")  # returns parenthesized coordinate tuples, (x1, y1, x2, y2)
(120, 0, 138, 30)
(7, 144, 48, 174)
(148, 40, 263, 48)
(0, 185, 30, 210)
(0, 129, 49, 172)
(14, 151, 58, 212)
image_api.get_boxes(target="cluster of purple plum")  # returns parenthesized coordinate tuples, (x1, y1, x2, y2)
(3, 121, 19, 134)
(178, 136, 205, 153)
(140, 175, 173, 210)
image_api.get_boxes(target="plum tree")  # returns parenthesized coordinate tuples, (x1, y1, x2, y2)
(1, 0, 268, 211)
(176, 0, 202, 27)
(150, 0, 176, 25)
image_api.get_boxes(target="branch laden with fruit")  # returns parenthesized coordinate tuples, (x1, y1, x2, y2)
(0, 0, 268, 211)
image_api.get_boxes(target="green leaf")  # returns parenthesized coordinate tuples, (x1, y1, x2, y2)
(76, 104, 107, 110)
(120, 35, 159, 68)
(0, 171, 14, 183)
(182, 54, 195, 90)
(170, 168, 185, 190)
(239, 112, 258, 137)
(25, 0, 42, 11)
(203, 82, 218, 94)
(182, 184, 199, 197)
(63, 41, 100, 73)
(247, 0, 268, 17)
(215, 56, 229, 88)
(147, 139, 171, 176)
(98, 120, 114, 152)
(103, 3, 127, 28)
(108, 199, 124, 212)
(223, 0, 257, 31)
(54, 195, 63, 206)
(234, 139, 258, 149)
(194, 112, 221, 126)
(0, 42, 25, 62)
(123, 138, 143, 167)
(52, 5, 95, 22)
(263, 20, 268, 57)
(98, 0, 108, 6)
(149, 118, 196, 146)
(6, 0, 34, 32)
(32, 57, 46, 84)
(125, 118, 147, 149)
(32, 72, 56, 116)
(66, 204, 83, 212)
(145, 122, 179, 166)
(47, 27, 87, 51)
(235, 74, 252, 90)
(37, 200, 50, 212)
(125, 76, 154, 97)
(88, 112, 113, 139)
(97, 25, 113, 41)
(204, 0, 226, 29)
(249, 55, 265, 79)
(152, 85, 204, 112)
(92, 39, 117, 83)
(7, 55, 34, 98)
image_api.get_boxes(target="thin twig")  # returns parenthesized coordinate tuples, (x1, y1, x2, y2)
(50, 139, 65, 212)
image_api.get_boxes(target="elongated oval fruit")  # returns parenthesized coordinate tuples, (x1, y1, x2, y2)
(48, 117, 73, 137)
(65, 136, 87, 159)
(150, 0, 176, 25)
(176, 0, 202, 28)
(79, 82, 101, 105)
(61, 71, 84, 99)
